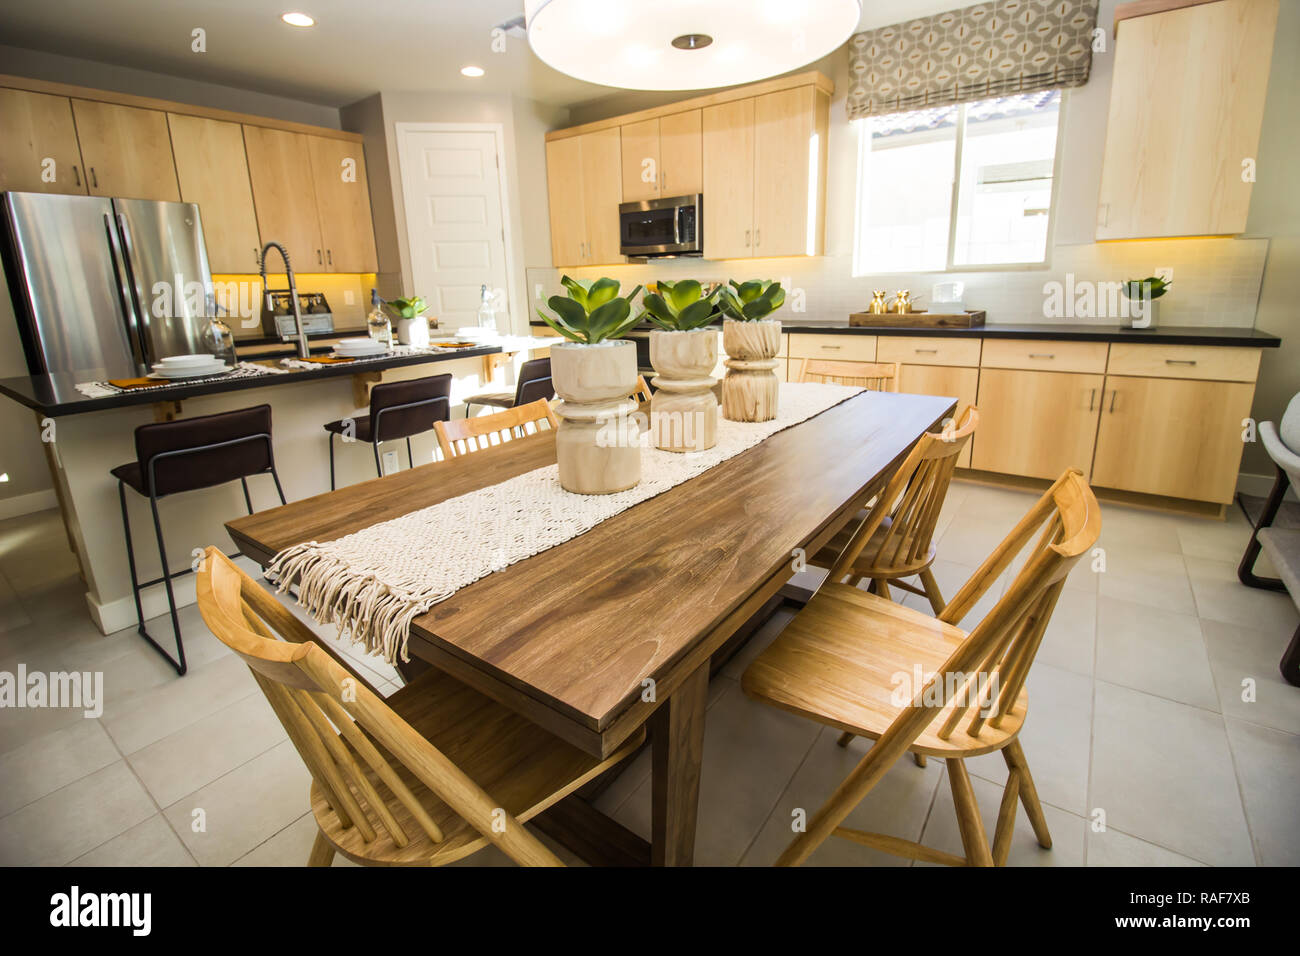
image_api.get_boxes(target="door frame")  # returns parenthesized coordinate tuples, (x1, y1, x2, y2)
(393, 122, 521, 334)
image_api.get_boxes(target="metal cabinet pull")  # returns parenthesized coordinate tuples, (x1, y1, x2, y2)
(1165, 359, 1197, 366)
(89, 167, 98, 189)
(1108, 390, 1118, 413)
(327, 249, 333, 267)
(1088, 388, 1096, 412)
(755, 229, 761, 246)
(317, 249, 323, 265)
(914, 348, 938, 354)
(822, 345, 842, 350)
(72, 166, 82, 187)
(254, 247, 260, 266)
(745, 229, 751, 246)
(1028, 352, 1055, 359)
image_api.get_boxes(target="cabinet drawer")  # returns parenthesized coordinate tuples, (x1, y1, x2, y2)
(878, 335, 981, 368)
(980, 339, 1108, 374)
(1106, 344, 1261, 383)
(787, 333, 875, 361)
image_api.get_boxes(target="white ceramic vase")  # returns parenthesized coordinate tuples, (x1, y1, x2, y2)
(551, 340, 641, 494)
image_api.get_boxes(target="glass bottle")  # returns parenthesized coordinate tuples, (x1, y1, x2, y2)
(477, 284, 498, 333)
(202, 294, 238, 366)
(366, 289, 392, 347)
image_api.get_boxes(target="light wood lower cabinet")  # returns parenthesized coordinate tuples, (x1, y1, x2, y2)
(896, 364, 979, 468)
(0, 88, 86, 194)
(168, 114, 261, 273)
(972, 368, 1103, 481)
(70, 99, 180, 201)
(1091, 376, 1255, 504)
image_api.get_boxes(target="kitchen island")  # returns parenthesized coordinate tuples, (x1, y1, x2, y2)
(0, 344, 519, 635)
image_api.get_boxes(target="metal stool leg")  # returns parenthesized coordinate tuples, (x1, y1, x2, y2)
(406, 436, 414, 469)
(240, 477, 253, 514)
(1282, 623, 1300, 687)
(118, 481, 148, 637)
(328, 431, 337, 491)
(1238, 465, 1288, 591)
(269, 464, 287, 505)
(373, 441, 383, 477)
(144, 492, 187, 675)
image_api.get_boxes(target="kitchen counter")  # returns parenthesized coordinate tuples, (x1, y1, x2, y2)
(0, 345, 502, 417)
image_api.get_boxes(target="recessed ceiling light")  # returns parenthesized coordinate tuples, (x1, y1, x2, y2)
(281, 12, 315, 27)
(461, 65, 485, 78)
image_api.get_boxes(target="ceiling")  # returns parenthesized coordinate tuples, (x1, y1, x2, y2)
(0, 0, 975, 109)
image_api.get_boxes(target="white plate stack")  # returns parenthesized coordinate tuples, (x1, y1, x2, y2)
(149, 354, 232, 379)
(332, 337, 388, 359)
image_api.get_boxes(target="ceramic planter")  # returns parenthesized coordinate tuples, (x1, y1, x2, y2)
(649, 328, 718, 453)
(396, 315, 430, 347)
(721, 318, 781, 422)
(551, 340, 641, 494)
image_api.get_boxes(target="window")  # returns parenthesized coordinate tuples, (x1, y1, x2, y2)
(853, 90, 1063, 275)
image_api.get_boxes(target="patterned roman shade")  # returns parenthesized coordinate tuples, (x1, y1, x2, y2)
(847, 0, 1099, 120)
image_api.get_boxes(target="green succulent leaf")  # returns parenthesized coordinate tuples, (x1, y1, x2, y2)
(547, 294, 588, 329)
(586, 277, 621, 310)
(536, 307, 586, 343)
(678, 299, 718, 330)
(560, 275, 589, 308)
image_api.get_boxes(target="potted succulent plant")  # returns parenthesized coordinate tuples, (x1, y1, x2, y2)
(640, 279, 721, 452)
(386, 295, 431, 347)
(719, 280, 785, 422)
(537, 276, 644, 494)
(1120, 276, 1171, 330)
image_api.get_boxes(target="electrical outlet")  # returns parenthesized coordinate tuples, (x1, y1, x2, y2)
(381, 450, 399, 475)
(1155, 267, 1173, 284)
(343, 289, 356, 305)
(535, 283, 544, 300)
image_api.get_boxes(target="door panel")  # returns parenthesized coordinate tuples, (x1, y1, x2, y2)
(0, 89, 86, 195)
(546, 136, 586, 267)
(168, 114, 261, 273)
(702, 98, 754, 259)
(659, 109, 702, 196)
(580, 128, 624, 265)
(71, 100, 179, 201)
(972, 368, 1103, 480)
(1092, 376, 1254, 503)
(242, 126, 324, 269)
(754, 88, 813, 257)
(620, 118, 659, 203)
(308, 134, 378, 272)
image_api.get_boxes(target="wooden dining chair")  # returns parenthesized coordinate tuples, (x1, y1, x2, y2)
(795, 358, 900, 392)
(434, 398, 559, 459)
(194, 547, 642, 866)
(633, 374, 653, 404)
(742, 468, 1101, 866)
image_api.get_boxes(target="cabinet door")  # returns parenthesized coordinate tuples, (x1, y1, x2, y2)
(242, 126, 324, 270)
(620, 117, 659, 202)
(972, 368, 1103, 480)
(70, 100, 179, 201)
(167, 114, 261, 273)
(1092, 376, 1254, 503)
(753, 88, 815, 257)
(659, 109, 702, 196)
(896, 364, 980, 468)
(702, 98, 754, 259)
(580, 127, 624, 265)
(546, 136, 586, 267)
(0, 89, 86, 194)
(307, 135, 378, 273)
(1096, 0, 1277, 238)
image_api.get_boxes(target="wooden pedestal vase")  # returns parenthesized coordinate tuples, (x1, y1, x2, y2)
(649, 329, 718, 453)
(551, 340, 642, 495)
(721, 319, 781, 423)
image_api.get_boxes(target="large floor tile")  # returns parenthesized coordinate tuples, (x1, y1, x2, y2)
(230, 812, 359, 867)
(1095, 598, 1219, 710)
(1176, 506, 1255, 563)
(1202, 619, 1300, 735)
(935, 517, 1019, 568)
(0, 717, 119, 817)
(1086, 826, 1206, 866)
(900, 558, 1004, 628)
(1222, 718, 1300, 866)
(1097, 547, 1195, 614)
(739, 727, 943, 866)
(1035, 586, 1097, 676)
(1185, 556, 1300, 633)
(0, 760, 156, 866)
(1090, 680, 1253, 866)
(1097, 504, 1186, 556)
(70, 814, 195, 867)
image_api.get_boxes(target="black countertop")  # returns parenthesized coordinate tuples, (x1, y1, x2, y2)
(531, 320, 1281, 348)
(0, 346, 501, 417)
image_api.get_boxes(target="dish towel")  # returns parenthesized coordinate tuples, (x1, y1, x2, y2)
(269, 382, 864, 664)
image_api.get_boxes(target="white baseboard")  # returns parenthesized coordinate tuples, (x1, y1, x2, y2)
(1237, 471, 1299, 501)
(0, 488, 57, 521)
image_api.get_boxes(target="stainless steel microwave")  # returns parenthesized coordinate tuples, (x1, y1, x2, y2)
(619, 194, 702, 258)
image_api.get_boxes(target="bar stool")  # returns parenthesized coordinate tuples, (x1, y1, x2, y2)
(464, 357, 552, 417)
(111, 404, 286, 676)
(323, 372, 452, 488)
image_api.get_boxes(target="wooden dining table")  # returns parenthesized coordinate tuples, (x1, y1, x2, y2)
(226, 388, 955, 866)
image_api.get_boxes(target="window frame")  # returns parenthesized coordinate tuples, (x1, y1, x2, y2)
(852, 90, 1069, 277)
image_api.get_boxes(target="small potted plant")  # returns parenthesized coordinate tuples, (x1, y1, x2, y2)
(537, 276, 643, 494)
(719, 280, 785, 422)
(641, 279, 721, 452)
(1120, 276, 1171, 330)
(386, 295, 431, 347)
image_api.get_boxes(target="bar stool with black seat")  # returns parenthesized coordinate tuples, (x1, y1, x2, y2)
(464, 357, 552, 417)
(323, 373, 452, 488)
(112, 404, 286, 676)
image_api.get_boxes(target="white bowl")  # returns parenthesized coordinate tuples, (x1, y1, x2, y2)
(157, 353, 216, 366)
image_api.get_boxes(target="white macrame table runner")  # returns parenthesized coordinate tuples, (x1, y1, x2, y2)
(269, 382, 863, 664)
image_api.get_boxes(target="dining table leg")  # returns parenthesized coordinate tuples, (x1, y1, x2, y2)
(650, 660, 710, 866)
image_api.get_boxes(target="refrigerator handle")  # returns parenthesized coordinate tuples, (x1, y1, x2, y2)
(104, 213, 147, 369)
(114, 212, 152, 365)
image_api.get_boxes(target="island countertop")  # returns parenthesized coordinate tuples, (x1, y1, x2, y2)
(0, 345, 502, 417)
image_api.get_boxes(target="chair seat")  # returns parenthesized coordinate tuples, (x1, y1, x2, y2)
(323, 414, 376, 444)
(810, 515, 938, 579)
(741, 582, 1026, 758)
(110, 461, 147, 495)
(1258, 527, 1300, 611)
(312, 666, 644, 866)
(467, 392, 515, 409)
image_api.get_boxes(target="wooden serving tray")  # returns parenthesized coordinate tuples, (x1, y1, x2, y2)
(849, 310, 986, 329)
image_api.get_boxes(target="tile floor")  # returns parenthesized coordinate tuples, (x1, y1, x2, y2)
(0, 479, 1296, 867)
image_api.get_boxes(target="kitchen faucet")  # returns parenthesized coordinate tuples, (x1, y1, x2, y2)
(258, 241, 310, 360)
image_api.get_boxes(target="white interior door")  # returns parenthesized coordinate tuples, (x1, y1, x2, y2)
(397, 127, 510, 331)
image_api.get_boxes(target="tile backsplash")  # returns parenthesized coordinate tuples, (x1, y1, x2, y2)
(527, 237, 1269, 329)
(213, 273, 376, 338)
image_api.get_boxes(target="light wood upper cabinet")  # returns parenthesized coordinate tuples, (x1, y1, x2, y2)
(0, 89, 86, 195)
(621, 110, 703, 202)
(546, 135, 587, 267)
(242, 125, 324, 270)
(1096, 0, 1278, 238)
(70, 99, 180, 201)
(579, 127, 624, 265)
(620, 117, 660, 203)
(703, 98, 755, 259)
(307, 134, 378, 273)
(972, 368, 1104, 480)
(754, 87, 828, 257)
(1092, 376, 1255, 503)
(168, 114, 261, 273)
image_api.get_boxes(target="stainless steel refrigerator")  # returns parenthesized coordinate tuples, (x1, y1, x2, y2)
(1, 192, 213, 378)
